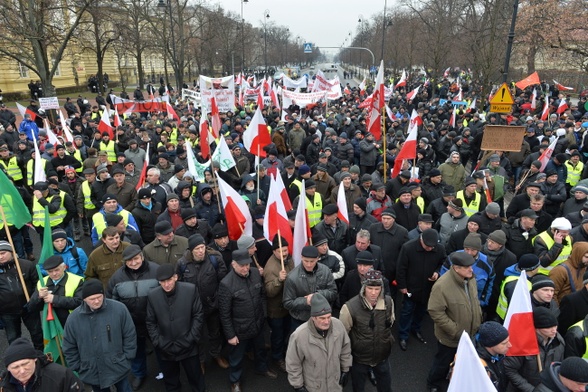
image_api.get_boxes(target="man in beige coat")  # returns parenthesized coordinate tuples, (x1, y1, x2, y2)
(286, 293, 352, 392)
(426, 251, 483, 392)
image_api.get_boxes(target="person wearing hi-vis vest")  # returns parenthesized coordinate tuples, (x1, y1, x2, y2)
(76, 168, 98, 237)
(99, 131, 117, 163)
(292, 179, 324, 228)
(0, 145, 24, 185)
(495, 254, 540, 321)
(31, 181, 66, 239)
(91, 193, 140, 246)
(533, 217, 573, 275)
(455, 176, 486, 217)
(28, 255, 84, 327)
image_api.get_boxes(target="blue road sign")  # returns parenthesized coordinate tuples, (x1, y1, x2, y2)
(303, 43, 312, 54)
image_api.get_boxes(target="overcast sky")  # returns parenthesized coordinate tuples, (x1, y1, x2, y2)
(217, 0, 390, 57)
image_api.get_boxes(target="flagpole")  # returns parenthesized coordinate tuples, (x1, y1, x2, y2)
(257, 146, 261, 202)
(212, 164, 223, 219)
(514, 169, 532, 195)
(47, 303, 66, 365)
(277, 229, 285, 271)
(382, 106, 387, 183)
(0, 205, 30, 301)
(536, 354, 542, 373)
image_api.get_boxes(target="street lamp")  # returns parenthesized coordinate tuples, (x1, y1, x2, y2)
(157, 0, 179, 91)
(381, 0, 387, 62)
(263, 9, 270, 75)
(358, 15, 363, 67)
(284, 28, 290, 67)
(241, 0, 248, 73)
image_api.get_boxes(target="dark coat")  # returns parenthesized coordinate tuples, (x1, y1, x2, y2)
(473, 211, 503, 236)
(445, 228, 488, 254)
(146, 281, 203, 361)
(391, 201, 420, 231)
(131, 200, 162, 244)
(558, 287, 588, 334)
(218, 268, 266, 340)
(502, 219, 537, 260)
(341, 244, 384, 274)
(338, 269, 391, 306)
(0, 355, 82, 392)
(368, 222, 409, 282)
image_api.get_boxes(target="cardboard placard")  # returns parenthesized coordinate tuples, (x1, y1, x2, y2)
(480, 125, 526, 152)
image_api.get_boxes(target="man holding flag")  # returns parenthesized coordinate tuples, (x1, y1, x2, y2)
(474, 321, 511, 391)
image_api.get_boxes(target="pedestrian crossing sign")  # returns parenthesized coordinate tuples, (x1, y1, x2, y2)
(303, 43, 312, 54)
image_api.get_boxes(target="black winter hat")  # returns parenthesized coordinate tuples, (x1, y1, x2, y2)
(531, 275, 555, 292)
(533, 306, 558, 329)
(82, 278, 104, 299)
(560, 357, 588, 383)
(354, 197, 367, 212)
(188, 234, 206, 250)
(4, 338, 38, 367)
(42, 255, 64, 270)
(104, 213, 124, 227)
(272, 235, 288, 250)
(478, 321, 509, 347)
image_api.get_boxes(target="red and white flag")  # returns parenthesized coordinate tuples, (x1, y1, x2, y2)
(238, 87, 244, 107)
(530, 88, 537, 110)
(135, 143, 150, 190)
(199, 120, 211, 159)
(392, 110, 420, 178)
(270, 85, 280, 109)
(210, 97, 221, 139)
(31, 133, 46, 184)
(273, 171, 292, 211)
(113, 107, 122, 129)
(166, 101, 180, 121)
(366, 61, 385, 140)
(43, 119, 59, 146)
(216, 173, 252, 240)
(443, 67, 451, 79)
(538, 137, 557, 172)
(98, 108, 114, 139)
(556, 99, 568, 115)
(395, 70, 407, 88)
(257, 84, 265, 110)
(263, 177, 294, 252)
(292, 179, 310, 266)
(553, 80, 573, 91)
(540, 98, 550, 121)
(16, 102, 37, 121)
(503, 271, 539, 356)
(448, 331, 497, 392)
(449, 108, 457, 128)
(358, 78, 366, 95)
(467, 98, 477, 113)
(406, 85, 421, 101)
(336, 184, 349, 225)
(243, 107, 271, 158)
(385, 106, 397, 122)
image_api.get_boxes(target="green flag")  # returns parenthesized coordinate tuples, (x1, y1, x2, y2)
(37, 207, 67, 366)
(0, 169, 31, 229)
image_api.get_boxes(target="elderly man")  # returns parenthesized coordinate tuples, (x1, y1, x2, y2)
(218, 249, 277, 392)
(106, 167, 137, 211)
(283, 245, 338, 332)
(286, 293, 352, 392)
(341, 229, 384, 274)
(143, 221, 189, 268)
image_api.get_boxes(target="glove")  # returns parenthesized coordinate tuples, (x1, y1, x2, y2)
(339, 371, 349, 387)
(294, 387, 309, 392)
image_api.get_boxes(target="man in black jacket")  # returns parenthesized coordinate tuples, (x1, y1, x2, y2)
(146, 264, 205, 392)
(218, 249, 277, 392)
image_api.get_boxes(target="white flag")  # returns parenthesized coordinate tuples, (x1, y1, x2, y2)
(31, 133, 46, 184)
(211, 136, 236, 172)
(292, 180, 309, 266)
(336, 184, 349, 225)
(185, 140, 210, 182)
(447, 331, 497, 392)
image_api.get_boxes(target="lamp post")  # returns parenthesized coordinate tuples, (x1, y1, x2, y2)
(241, 0, 248, 73)
(284, 28, 290, 67)
(381, 0, 387, 62)
(263, 9, 270, 75)
(157, 0, 179, 91)
(358, 15, 363, 67)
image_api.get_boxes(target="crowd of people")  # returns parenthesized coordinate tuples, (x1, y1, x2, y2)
(1, 70, 588, 392)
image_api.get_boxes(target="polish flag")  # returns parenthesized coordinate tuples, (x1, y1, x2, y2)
(16, 102, 38, 121)
(556, 99, 568, 115)
(273, 171, 292, 211)
(467, 98, 477, 113)
(538, 137, 557, 172)
(406, 85, 421, 101)
(540, 98, 550, 121)
(503, 271, 539, 356)
(292, 179, 310, 266)
(358, 94, 373, 109)
(113, 107, 122, 129)
(449, 108, 457, 128)
(216, 173, 252, 240)
(448, 332, 498, 392)
(270, 85, 280, 109)
(135, 143, 150, 190)
(263, 176, 293, 252)
(454, 88, 463, 102)
(235, 73, 242, 85)
(344, 86, 351, 95)
(166, 101, 180, 121)
(98, 107, 114, 139)
(336, 183, 349, 225)
(199, 119, 211, 159)
(515, 71, 540, 90)
(238, 87, 244, 107)
(43, 119, 59, 146)
(58, 110, 74, 144)
(210, 97, 221, 139)
(443, 67, 451, 79)
(385, 106, 397, 121)
(243, 107, 271, 158)
(358, 78, 366, 95)
(530, 88, 537, 109)
(553, 80, 573, 91)
(257, 84, 265, 110)
(392, 110, 420, 178)
(395, 70, 407, 88)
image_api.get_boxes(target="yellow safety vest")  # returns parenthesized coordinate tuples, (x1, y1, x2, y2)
(0, 157, 23, 181)
(568, 320, 588, 359)
(99, 141, 116, 162)
(81, 181, 96, 210)
(395, 196, 425, 213)
(32, 191, 67, 227)
(532, 231, 573, 275)
(496, 275, 532, 319)
(169, 128, 178, 144)
(27, 159, 47, 187)
(92, 209, 131, 238)
(68, 150, 84, 173)
(456, 190, 481, 217)
(290, 179, 302, 196)
(37, 273, 84, 313)
(565, 160, 584, 187)
(306, 193, 322, 228)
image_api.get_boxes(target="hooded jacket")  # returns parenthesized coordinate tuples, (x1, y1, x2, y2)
(47, 237, 88, 276)
(549, 242, 588, 304)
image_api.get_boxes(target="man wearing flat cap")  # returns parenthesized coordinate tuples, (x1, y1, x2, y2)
(313, 203, 349, 254)
(106, 167, 137, 211)
(218, 249, 277, 392)
(1, 337, 82, 390)
(283, 245, 338, 332)
(146, 264, 205, 391)
(107, 245, 160, 390)
(29, 255, 84, 327)
(63, 278, 137, 392)
(286, 293, 352, 392)
(143, 220, 188, 269)
(427, 251, 482, 391)
(366, 183, 393, 222)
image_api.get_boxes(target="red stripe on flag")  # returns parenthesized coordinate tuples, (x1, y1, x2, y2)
(507, 312, 539, 356)
(225, 196, 247, 241)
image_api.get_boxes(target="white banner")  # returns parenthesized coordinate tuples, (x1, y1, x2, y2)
(181, 89, 201, 107)
(199, 75, 235, 113)
(281, 90, 327, 108)
(39, 97, 60, 110)
(282, 75, 307, 89)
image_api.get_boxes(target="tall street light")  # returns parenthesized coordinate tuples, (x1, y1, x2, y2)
(381, 0, 387, 62)
(157, 0, 179, 90)
(358, 15, 364, 67)
(241, 0, 248, 73)
(263, 9, 270, 75)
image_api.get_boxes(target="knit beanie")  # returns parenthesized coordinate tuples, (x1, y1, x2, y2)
(354, 197, 367, 212)
(82, 279, 104, 299)
(533, 306, 558, 329)
(4, 338, 38, 367)
(237, 235, 256, 250)
(51, 229, 68, 241)
(310, 293, 332, 317)
(518, 254, 540, 271)
(488, 230, 506, 246)
(104, 213, 124, 227)
(478, 321, 509, 347)
(560, 357, 588, 383)
(271, 235, 288, 250)
(463, 233, 482, 251)
(188, 234, 206, 250)
(531, 275, 555, 292)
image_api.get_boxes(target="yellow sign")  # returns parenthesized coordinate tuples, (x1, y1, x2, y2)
(490, 104, 513, 113)
(489, 83, 515, 105)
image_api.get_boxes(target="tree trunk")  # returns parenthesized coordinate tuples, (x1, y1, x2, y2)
(526, 45, 537, 74)
(137, 51, 145, 88)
